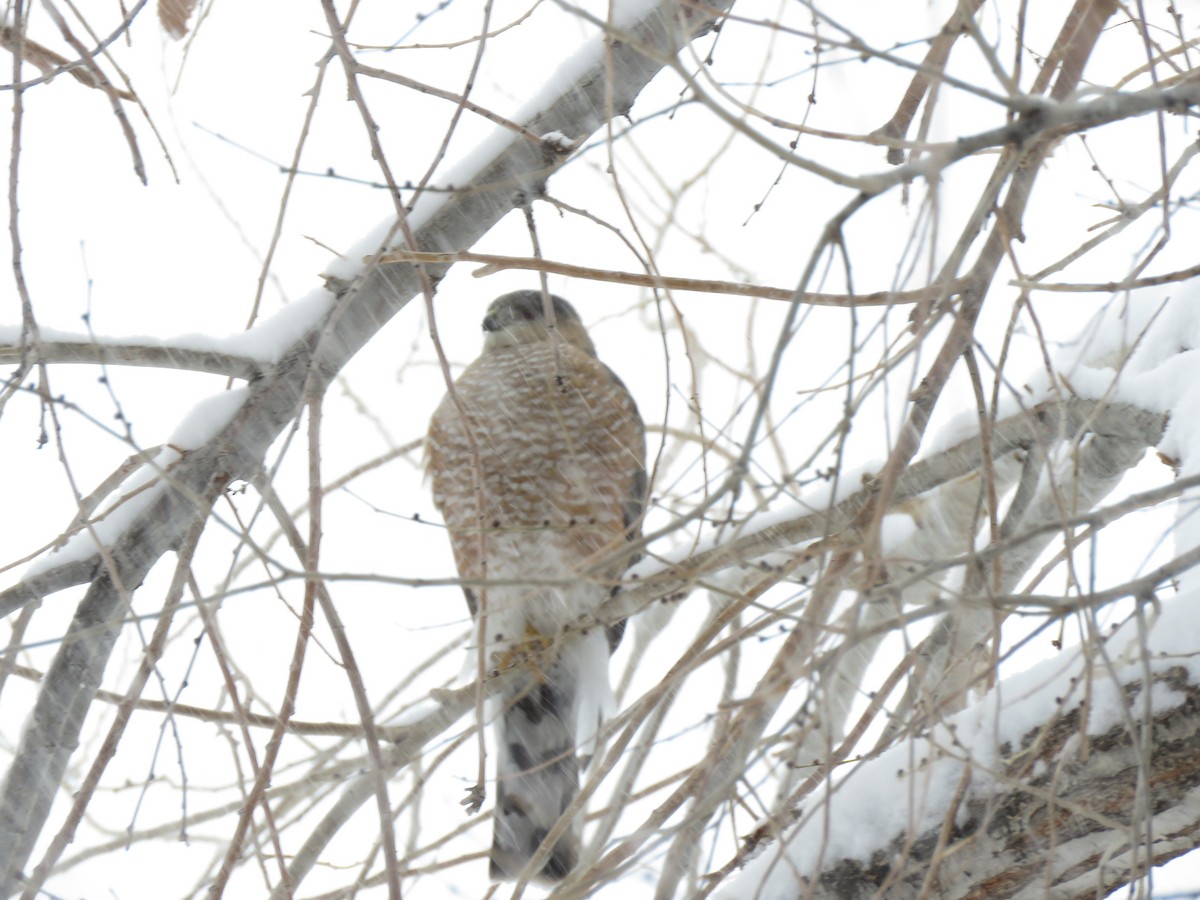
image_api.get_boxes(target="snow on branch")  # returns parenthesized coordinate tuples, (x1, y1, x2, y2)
(604, 397, 1167, 626)
(256, 390, 1173, 896)
(8, 1, 1200, 896)
(719, 595, 1200, 900)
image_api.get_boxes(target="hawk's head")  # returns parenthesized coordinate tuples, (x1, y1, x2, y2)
(481, 291, 597, 357)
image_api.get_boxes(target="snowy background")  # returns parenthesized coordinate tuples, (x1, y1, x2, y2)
(2, 0, 1200, 897)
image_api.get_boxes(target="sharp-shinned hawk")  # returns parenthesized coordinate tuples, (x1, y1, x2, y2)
(426, 290, 647, 882)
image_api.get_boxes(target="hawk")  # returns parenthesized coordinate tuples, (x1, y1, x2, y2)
(426, 290, 647, 882)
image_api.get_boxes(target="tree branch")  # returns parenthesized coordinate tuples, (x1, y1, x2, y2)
(0, 338, 266, 379)
(725, 665, 1200, 899)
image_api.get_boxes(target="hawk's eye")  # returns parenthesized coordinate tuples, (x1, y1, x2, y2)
(519, 308, 535, 321)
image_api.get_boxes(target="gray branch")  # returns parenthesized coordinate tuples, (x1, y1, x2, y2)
(914, 409, 1158, 716)
(0, 339, 266, 380)
(602, 397, 1167, 627)
(0, 574, 128, 882)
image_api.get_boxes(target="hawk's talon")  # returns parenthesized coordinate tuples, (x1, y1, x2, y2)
(491, 624, 556, 682)
(461, 782, 486, 815)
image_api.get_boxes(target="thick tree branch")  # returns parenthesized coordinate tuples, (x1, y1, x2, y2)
(604, 397, 1167, 626)
(734, 666, 1200, 899)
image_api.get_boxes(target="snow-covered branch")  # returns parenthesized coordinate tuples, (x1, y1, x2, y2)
(721, 601, 1200, 899)
(604, 397, 1167, 628)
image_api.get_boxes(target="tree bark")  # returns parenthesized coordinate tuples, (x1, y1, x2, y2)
(766, 667, 1200, 900)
